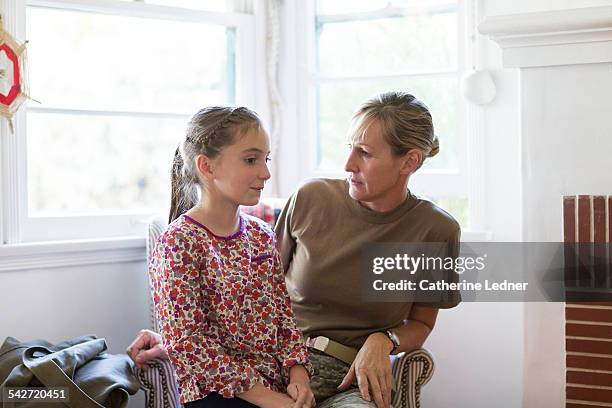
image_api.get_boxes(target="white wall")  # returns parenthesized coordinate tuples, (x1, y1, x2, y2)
(0, 261, 150, 351)
(521, 63, 612, 408)
(423, 303, 524, 408)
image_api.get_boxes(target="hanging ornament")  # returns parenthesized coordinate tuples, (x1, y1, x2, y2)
(461, 69, 497, 105)
(0, 15, 32, 133)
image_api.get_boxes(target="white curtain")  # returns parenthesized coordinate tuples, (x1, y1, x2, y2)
(233, 0, 283, 196)
(264, 0, 283, 197)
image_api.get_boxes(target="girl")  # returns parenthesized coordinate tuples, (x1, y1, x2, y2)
(148, 107, 313, 408)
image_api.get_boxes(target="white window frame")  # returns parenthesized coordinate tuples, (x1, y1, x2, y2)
(0, 0, 258, 244)
(291, 0, 486, 232)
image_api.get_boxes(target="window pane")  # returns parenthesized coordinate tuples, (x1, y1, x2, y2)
(317, 11, 457, 76)
(27, 112, 186, 214)
(27, 7, 232, 113)
(318, 77, 458, 171)
(431, 197, 469, 228)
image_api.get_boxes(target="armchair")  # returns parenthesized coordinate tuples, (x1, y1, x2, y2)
(136, 203, 435, 408)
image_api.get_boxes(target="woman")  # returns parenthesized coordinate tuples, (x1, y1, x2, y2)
(275, 91, 460, 408)
(129, 92, 461, 408)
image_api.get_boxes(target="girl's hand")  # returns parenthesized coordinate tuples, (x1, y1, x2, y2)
(287, 381, 315, 408)
(287, 364, 314, 408)
(337, 332, 393, 408)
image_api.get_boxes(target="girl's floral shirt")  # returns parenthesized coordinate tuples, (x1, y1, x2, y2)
(148, 214, 310, 404)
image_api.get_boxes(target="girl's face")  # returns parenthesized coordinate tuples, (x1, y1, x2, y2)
(344, 118, 410, 211)
(206, 126, 271, 207)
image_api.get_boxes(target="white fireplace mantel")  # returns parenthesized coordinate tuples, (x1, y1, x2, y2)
(479, 6, 612, 68)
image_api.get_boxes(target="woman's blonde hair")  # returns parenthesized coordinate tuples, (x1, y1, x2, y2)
(169, 106, 262, 223)
(350, 91, 439, 165)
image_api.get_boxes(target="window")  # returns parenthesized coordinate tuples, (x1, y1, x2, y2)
(296, 0, 471, 227)
(3, 0, 256, 242)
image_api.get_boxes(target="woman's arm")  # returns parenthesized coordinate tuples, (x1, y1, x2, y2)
(337, 306, 439, 408)
(273, 193, 298, 274)
(391, 305, 438, 353)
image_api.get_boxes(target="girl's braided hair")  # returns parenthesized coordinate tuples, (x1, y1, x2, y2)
(169, 106, 262, 223)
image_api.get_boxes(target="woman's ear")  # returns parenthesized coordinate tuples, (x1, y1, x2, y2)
(195, 154, 215, 181)
(400, 149, 423, 175)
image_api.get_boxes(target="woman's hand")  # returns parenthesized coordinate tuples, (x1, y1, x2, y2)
(126, 329, 168, 369)
(287, 364, 315, 408)
(337, 332, 393, 408)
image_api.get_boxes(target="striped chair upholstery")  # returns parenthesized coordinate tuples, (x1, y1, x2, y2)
(136, 358, 181, 408)
(137, 202, 436, 408)
(391, 349, 435, 408)
(138, 215, 182, 408)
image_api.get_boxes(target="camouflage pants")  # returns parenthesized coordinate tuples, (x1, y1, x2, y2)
(309, 348, 376, 408)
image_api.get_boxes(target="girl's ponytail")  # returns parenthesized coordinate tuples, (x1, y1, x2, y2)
(168, 146, 196, 223)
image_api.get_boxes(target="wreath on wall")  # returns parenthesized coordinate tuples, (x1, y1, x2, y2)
(0, 16, 32, 133)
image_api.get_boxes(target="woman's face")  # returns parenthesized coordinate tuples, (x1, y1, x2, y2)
(204, 126, 271, 207)
(344, 118, 410, 211)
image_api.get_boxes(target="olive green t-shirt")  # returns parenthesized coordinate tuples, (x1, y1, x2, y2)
(274, 178, 461, 349)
